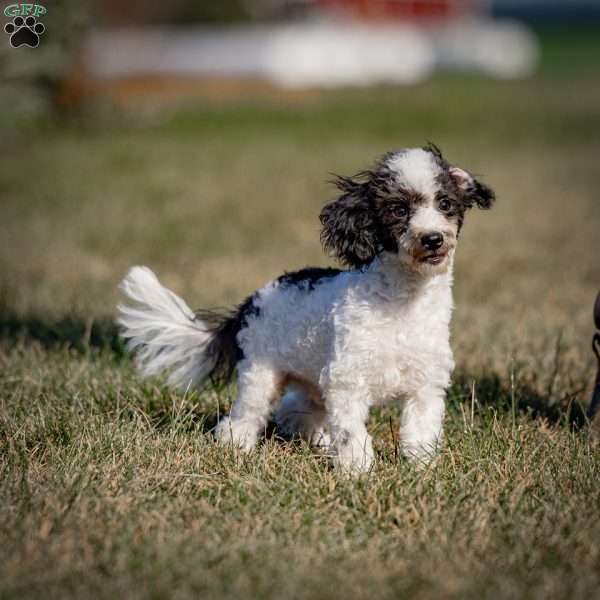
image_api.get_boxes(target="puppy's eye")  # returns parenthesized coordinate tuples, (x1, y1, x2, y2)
(390, 204, 409, 219)
(438, 198, 452, 212)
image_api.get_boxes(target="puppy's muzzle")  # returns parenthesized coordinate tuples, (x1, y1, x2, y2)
(413, 230, 455, 267)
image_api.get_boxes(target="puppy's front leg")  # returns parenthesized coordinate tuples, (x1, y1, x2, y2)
(325, 386, 374, 475)
(400, 385, 446, 465)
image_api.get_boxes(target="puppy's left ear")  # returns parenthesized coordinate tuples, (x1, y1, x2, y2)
(319, 175, 379, 268)
(449, 167, 496, 210)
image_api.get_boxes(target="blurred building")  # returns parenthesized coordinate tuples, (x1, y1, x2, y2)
(79, 0, 544, 106)
(2, 0, 596, 120)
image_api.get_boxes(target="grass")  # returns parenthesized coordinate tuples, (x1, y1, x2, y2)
(2, 59, 600, 598)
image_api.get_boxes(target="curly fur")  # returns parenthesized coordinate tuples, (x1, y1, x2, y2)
(118, 145, 495, 474)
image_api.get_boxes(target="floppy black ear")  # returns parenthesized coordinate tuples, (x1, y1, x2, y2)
(319, 175, 378, 268)
(449, 167, 496, 210)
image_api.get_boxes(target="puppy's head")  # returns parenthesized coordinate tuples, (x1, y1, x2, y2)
(320, 144, 495, 275)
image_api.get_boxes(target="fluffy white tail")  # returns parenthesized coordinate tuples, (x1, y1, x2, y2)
(117, 266, 215, 391)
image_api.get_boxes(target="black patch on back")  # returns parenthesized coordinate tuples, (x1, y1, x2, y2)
(193, 267, 341, 387)
(276, 267, 342, 290)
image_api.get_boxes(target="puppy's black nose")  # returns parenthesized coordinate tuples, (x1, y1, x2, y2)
(421, 232, 444, 251)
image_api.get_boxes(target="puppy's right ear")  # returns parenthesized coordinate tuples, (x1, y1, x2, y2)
(449, 167, 495, 210)
(319, 175, 378, 268)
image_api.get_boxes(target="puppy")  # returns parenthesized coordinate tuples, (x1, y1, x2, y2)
(118, 144, 495, 473)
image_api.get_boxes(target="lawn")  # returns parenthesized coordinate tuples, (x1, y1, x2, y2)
(1, 47, 600, 598)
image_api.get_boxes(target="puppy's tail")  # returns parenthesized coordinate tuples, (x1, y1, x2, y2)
(117, 266, 226, 391)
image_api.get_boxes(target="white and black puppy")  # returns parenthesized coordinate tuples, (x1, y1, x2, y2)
(118, 144, 494, 474)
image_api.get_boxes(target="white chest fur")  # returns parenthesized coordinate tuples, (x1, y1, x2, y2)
(325, 257, 455, 402)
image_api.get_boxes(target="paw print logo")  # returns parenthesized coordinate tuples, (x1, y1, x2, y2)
(4, 15, 45, 48)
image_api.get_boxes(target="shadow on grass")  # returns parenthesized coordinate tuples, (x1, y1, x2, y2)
(0, 311, 589, 428)
(449, 372, 588, 429)
(0, 310, 125, 357)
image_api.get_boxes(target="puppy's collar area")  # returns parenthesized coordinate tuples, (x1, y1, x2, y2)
(367, 253, 455, 297)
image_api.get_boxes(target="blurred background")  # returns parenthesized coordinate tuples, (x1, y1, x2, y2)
(1, 0, 600, 391)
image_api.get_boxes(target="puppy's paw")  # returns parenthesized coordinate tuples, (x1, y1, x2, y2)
(332, 430, 374, 476)
(308, 427, 332, 450)
(401, 442, 439, 470)
(214, 416, 258, 452)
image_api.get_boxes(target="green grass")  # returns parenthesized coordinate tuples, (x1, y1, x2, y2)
(2, 65, 600, 598)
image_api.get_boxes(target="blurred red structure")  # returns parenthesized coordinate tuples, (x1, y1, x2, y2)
(317, 0, 480, 20)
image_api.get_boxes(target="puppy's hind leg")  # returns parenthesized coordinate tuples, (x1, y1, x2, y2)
(274, 383, 331, 449)
(215, 361, 280, 452)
